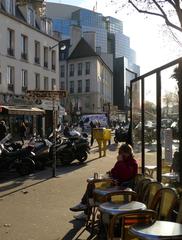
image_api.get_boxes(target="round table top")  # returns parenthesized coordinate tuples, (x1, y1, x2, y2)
(93, 186, 132, 196)
(162, 172, 179, 180)
(99, 201, 146, 215)
(129, 220, 182, 239)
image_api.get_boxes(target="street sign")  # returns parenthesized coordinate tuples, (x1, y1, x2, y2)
(27, 90, 67, 99)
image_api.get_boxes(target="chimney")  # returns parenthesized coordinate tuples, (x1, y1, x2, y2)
(70, 25, 81, 55)
(83, 31, 96, 51)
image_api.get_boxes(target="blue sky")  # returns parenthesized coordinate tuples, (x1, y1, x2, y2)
(47, 0, 182, 77)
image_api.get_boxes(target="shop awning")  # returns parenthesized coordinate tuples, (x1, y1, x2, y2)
(0, 106, 45, 116)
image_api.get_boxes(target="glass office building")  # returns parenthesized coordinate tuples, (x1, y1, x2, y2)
(46, 4, 137, 64)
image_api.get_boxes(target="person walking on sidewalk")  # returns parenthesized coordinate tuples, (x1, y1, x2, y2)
(19, 121, 27, 145)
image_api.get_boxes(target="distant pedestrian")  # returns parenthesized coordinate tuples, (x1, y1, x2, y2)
(19, 121, 27, 145)
(0, 120, 7, 141)
(90, 121, 96, 146)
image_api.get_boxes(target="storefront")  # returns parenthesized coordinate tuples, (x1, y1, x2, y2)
(0, 105, 45, 137)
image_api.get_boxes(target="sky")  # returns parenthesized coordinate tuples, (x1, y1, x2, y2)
(47, 0, 182, 75)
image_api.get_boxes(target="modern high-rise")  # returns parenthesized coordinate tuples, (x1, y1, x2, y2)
(46, 2, 140, 115)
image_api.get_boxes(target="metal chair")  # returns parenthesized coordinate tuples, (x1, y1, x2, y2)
(142, 181, 163, 208)
(107, 209, 157, 240)
(150, 187, 178, 221)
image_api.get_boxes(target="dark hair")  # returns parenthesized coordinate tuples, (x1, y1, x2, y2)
(118, 144, 134, 157)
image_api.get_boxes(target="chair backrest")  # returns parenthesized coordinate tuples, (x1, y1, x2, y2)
(108, 209, 157, 240)
(150, 187, 178, 221)
(142, 181, 163, 208)
(136, 178, 152, 202)
(133, 173, 144, 192)
(106, 190, 137, 204)
(176, 198, 182, 223)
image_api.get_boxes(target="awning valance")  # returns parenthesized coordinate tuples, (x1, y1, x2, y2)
(0, 106, 45, 116)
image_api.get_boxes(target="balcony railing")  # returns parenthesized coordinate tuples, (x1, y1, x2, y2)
(44, 61, 48, 68)
(22, 86, 27, 92)
(21, 52, 28, 60)
(52, 64, 56, 70)
(7, 48, 14, 56)
(34, 57, 40, 64)
(8, 83, 14, 91)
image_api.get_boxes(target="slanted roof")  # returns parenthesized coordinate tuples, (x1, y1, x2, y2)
(68, 38, 97, 60)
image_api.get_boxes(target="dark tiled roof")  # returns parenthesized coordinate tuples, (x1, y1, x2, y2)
(68, 38, 97, 59)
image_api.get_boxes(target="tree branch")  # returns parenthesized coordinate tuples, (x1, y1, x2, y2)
(128, 0, 182, 32)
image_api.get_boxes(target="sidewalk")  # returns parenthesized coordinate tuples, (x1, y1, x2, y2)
(0, 142, 119, 240)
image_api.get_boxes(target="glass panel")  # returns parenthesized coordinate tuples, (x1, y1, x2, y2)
(132, 80, 142, 170)
(144, 74, 157, 179)
(161, 65, 179, 183)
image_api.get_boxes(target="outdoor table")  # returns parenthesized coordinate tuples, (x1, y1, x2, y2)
(99, 201, 146, 215)
(145, 165, 157, 178)
(162, 172, 179, 185)
(129, 220, 182, 239)
(93, 186, 132, 198)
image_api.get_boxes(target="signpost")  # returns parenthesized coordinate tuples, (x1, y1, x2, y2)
(27, 90, 67, 177)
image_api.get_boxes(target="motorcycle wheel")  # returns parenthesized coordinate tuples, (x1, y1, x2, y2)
(77, 152, 88, 163)
(16, 158, 35, 176)
(114, 137, 118, 143)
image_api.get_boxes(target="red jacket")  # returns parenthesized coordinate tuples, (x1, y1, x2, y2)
(110, 156, 138, 183)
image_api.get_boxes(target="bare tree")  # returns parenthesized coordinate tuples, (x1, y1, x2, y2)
(111, 0, 182, 182)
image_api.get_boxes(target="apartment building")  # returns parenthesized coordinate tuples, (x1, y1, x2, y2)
(0, 0, 59, 135)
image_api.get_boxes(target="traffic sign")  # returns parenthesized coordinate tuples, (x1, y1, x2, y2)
(27, 90, 67, 99)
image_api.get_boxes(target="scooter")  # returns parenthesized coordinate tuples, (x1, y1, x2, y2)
(0, 136, 35, 176)
(114, 125, 128, 143)
(26, 135, 53, 170)
(53, 133, 90, 165)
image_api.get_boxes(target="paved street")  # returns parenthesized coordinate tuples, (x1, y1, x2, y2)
(0, 142, 119, 240)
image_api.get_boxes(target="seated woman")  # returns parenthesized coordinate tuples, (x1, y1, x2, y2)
(70, 143, 138, 220)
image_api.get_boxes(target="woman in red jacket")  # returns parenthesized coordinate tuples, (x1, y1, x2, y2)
(109, 144, 138, 186)
(70, 144, 138, 220)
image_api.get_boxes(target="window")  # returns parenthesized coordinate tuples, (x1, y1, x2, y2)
(60, 65, 65, 78)
(43, 47, 48, 68)
(60, 81, 65, 90)
(78, 63, 82, 76)
(27, 7, 35, 26)
(51, 50, 56, 71)
(7, 28, 15, 56)
(85, 62, 90, 75)
(70, 81, 74, 93)
(85, 79, 90, 92)
(69, 64, 74, 77)
(44, 77, 49, 90)
(41, 18, 52, 35)
(34, 41, 40, 64)
(51, 78, 56, 90)
(5, 0, 14, 14)
(21, 69, 28, 91)
(7, 66, 14, 90)
(35, 73, 40, 90)
(21, 34, 28, 60)
(78, 80, 82, 93)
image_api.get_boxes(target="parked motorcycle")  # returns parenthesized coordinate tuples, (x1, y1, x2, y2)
(53, 132, 90, 165)
(27, 136, 53, 170)
(0, 135, 35, 175)
(114, 125, 129, 143)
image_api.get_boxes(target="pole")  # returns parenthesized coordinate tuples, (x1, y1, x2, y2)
(52, 95, 56, 177)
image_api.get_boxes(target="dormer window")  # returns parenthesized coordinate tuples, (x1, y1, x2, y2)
(4, 0, 15, 15)
(41, 18, 52, 35)
(27, 7, 35, 26)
